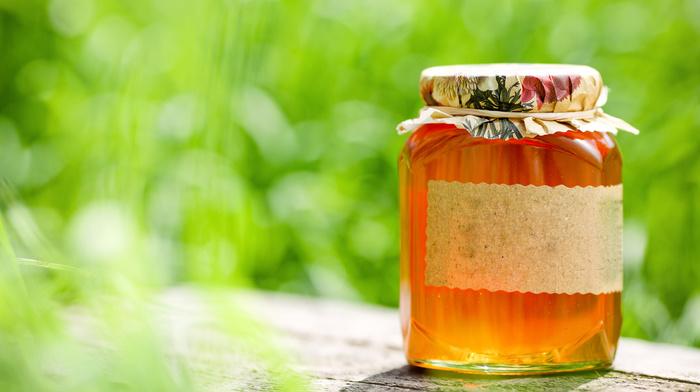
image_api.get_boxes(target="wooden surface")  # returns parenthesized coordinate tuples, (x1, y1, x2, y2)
(152, 288, 700, 391)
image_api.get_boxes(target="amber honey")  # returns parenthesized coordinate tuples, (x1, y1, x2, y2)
(398, 123, 622, 374)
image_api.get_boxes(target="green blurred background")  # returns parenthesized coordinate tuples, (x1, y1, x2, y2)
(1, 0, 700, 353)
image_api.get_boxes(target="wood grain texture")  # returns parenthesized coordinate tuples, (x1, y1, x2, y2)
(104, 288, 700, 391)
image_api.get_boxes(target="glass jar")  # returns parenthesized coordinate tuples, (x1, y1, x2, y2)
(397, 64, 638, 375)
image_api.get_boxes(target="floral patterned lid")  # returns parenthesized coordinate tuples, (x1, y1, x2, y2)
(419, 64, 603, 113)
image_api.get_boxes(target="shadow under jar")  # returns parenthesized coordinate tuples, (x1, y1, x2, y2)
(397, 64, 638, 375)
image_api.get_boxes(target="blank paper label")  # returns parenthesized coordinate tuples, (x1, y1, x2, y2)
(425, 181, 623, 295)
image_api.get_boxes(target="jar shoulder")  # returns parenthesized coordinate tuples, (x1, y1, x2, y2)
(400, 124, 621, 170)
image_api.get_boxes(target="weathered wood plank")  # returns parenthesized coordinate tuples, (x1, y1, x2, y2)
(152, 288, 700, 391)
(614, 338, 700, 383)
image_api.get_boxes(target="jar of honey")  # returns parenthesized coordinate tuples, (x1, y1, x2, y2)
(397, 64, 638, 374)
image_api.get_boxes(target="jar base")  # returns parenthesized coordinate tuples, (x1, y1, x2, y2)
(408, 358, 612, 375)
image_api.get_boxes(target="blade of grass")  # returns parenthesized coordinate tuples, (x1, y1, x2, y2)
(16, 257, 100, 280)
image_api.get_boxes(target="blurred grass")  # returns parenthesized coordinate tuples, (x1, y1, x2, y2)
(0, 0, 699, 388)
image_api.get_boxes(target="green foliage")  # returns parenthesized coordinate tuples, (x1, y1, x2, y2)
(0, 0, 699, 388)
(0, 184, 311, 391)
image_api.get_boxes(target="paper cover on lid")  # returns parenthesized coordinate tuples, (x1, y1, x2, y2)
(419, 64, 603, 113)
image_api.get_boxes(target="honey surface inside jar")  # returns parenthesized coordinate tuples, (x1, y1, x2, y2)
(398, 123, 622, 370)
